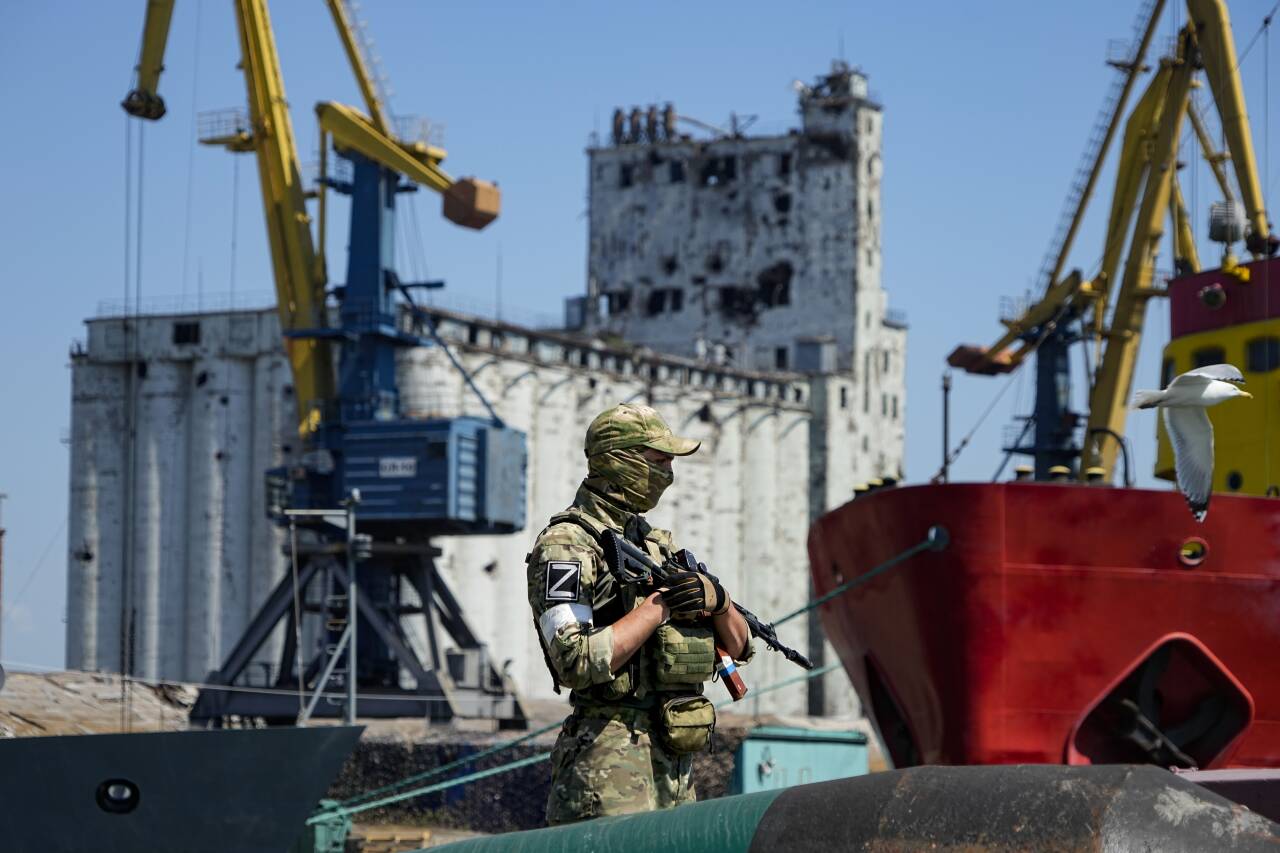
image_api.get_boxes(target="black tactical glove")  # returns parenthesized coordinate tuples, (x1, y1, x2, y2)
(660, 571, 729, 619)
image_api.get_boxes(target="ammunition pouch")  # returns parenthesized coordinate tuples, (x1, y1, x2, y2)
(655, 694, 716, 755)
(651, 622, 717, 688)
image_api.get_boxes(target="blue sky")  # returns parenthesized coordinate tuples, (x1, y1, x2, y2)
(3, 0, 1279, 669)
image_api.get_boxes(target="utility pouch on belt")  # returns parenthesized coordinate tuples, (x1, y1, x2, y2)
(656, 695, 716, 755)
(652, 622, 717, 687)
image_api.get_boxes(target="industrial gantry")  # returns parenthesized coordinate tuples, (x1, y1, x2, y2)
(123, 0, 527, 726)
(947, 0, 1275, 483)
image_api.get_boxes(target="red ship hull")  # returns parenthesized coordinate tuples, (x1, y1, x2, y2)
(808, 482, 1280, 769)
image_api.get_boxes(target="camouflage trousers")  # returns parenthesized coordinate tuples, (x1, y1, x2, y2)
(545, 707, 697, 825)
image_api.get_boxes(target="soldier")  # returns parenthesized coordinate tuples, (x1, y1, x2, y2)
(526, 403, 753, 825)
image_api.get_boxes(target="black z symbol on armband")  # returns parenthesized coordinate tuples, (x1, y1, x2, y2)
(545, 561, 582, 602)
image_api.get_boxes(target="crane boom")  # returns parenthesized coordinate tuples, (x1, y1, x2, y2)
(1043, 0, 1168, 293)
(122, 0, 176, 119)
(324, 0, 392, 136)
(1185, 0, 1275, 256)
(230, 0, 336, 436)
(122, 1, 502, 435)
(1082, 43, 1195, 475)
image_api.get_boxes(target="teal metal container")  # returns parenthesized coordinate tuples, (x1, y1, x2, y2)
(730, 726, 868, 794)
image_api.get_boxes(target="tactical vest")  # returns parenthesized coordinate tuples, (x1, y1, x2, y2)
(527, 507, 717, 706)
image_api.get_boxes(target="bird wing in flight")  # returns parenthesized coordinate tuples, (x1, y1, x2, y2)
(1183, 363, 1245, 384)
(1163, 406, 1215, 522)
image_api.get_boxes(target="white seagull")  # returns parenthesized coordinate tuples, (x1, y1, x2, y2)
(1132, 364, 1252, 522)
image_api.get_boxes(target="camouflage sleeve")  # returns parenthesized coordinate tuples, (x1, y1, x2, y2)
(527, 532, 616, 690)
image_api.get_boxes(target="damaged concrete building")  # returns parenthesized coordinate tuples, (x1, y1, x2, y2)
(568, 61, 905, 486)
(570, 61, 905, 543)
(64, 61, 905, 719)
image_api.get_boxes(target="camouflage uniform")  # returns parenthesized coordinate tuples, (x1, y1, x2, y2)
(526, 404, 753, 825)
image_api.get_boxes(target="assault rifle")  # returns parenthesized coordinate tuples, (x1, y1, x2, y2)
(601, 529, 815, 702)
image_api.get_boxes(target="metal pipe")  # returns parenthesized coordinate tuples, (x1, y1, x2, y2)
(425, 764, 1279, 853)
(345, 494, 358, 726)
(941, 371, 952, 483)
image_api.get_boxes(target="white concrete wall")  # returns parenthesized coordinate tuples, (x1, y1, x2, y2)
(67, 312, 294, 683)
(66, 307, 839, 715)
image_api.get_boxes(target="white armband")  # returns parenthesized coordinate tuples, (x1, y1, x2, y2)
(538, 602, 594, 644)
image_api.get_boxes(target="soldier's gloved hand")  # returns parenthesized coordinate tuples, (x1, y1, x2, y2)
(660, 571, 729, 619)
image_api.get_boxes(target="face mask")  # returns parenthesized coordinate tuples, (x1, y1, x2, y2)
(586, 448, 673, 512)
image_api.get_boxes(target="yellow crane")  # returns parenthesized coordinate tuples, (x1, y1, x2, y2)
(948, 0, 1273, 481)
(122, 0, 500, 436)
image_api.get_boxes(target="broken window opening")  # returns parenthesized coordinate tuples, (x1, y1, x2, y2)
(891, 395, 899, 419)
(707, 254, 725, 274)
(661, 256, 678, 275)
(779, 152, 792, 176)
(670, 289, 684, 312)
(773, 193, 792, 214)
(699, 156, 737, 187)
(670, 160, 686, 183)
(607, 290, 633, 316)
(775, 347, 789, 370)
(717, 285, 759, 324)
(172, 321, 201, 345)
(646, 289, 668, 317)
(620, 164, 635, 188)
(840, 386, 849, 409)
(757, 261, 794, 307)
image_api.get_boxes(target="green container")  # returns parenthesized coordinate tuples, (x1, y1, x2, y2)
(730, 726, 869, 795)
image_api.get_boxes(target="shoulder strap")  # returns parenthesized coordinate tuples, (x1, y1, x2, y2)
(549, 508, 609, 542)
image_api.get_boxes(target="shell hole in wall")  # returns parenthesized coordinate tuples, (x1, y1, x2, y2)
(756, 262, 793, 308)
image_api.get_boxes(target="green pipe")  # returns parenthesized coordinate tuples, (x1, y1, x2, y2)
(423, 788, 786, 853)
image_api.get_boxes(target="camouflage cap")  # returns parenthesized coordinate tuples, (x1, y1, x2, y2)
(584, 403, 700, 457)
